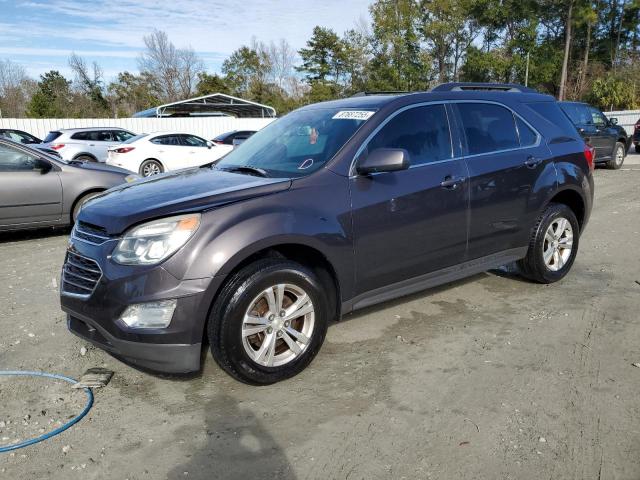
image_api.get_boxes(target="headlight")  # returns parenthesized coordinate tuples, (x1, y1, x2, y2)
(112, 214, 200, 265)
(124, 174, 140, 183)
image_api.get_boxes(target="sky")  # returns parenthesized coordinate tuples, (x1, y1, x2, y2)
(0, 0, 372, 81)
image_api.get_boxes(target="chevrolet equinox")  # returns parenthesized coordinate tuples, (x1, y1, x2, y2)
(60, 83, 594, 384)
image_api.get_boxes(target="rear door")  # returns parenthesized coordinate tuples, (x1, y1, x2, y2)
(150, 135, 188, 170)
(0, 143, 62, 226)
(351, 103, 469, 296)
(452, 101, 552, 259)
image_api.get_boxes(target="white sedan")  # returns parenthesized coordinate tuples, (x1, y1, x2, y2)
(106, 132, 233, 176)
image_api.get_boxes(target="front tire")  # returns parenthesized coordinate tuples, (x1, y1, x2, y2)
(606, 142, 626, 169)
(635, 144, 640, 153)
(72, 191, 102, 223)
(139, 159, 163, 177)
(208, 259, 330, 385)
(518, 203, 580, 283)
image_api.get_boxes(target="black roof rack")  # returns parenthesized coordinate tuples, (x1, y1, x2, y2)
(350, 91, 408, 97)
(431, 82, 537, 93)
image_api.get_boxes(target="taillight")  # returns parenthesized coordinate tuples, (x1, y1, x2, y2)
(114, 147, 135, 154)
(50, 144, 65, 150)
(635, 121, 640, 131)
(584, 143, 595, 172)
(213, 140, 224, 145)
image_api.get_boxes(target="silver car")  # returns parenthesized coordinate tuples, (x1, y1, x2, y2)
(0, 138, 138, 231)
(41, 127, 136, 163)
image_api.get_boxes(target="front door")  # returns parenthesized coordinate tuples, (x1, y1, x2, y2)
(350, 103, 469, 296)
(452, 102, 553, 259)
(0, 143, 62, 226)
(588, 106, 617, 160)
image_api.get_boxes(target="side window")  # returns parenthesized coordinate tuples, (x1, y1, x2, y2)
(96, 131, 113, 141)
(114, 130, 134, 142)
(152, 135, 180, 146)
(0, 144, 40, 172)
(71, 132, 88, 140)
(182, 135, 207, 147)
(366, 104, 452, 166)
(515, 117, 537, 147)
(456, 103, 519, 155)
(590, 107, 606, 127)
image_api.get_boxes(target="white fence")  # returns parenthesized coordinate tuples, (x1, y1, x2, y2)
(603, 110, 639, 135)
(0, 117, 275, 140)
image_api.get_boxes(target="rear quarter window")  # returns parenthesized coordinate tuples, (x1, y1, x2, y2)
(526, 102, 580, 140)
(44, 131, 62, 143)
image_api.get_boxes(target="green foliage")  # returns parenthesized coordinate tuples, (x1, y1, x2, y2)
(588, 75, 637, 111)
(195, 72, 231, 96)
(26, 71, 72, 118)
(107, 72, 160, 117)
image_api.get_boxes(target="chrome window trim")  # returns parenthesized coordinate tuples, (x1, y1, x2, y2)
(71, 223, 114, 246)
(349, 99, 543, 177)
(349, 101, 454, 177)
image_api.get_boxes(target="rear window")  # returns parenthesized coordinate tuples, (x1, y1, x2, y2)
(44, 131, 62, 143)
(456, 103, 519, 155)
(526, 102, 579, 139)
(124, 134, 147, 144)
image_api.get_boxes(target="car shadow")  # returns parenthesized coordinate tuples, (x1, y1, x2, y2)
(166, 393, 297, 480)
(0, 226, 70, 244)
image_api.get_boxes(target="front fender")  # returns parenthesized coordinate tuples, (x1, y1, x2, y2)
(162, 170, 355, 300)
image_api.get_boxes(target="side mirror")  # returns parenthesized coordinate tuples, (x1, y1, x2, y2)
(34, 158, 52, 174)
(356, 148, 410, 175)
(206, 140, 213, 149)
(609, 117, 618, 125)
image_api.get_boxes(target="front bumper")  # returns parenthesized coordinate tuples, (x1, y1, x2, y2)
(60, 237, 225, 373)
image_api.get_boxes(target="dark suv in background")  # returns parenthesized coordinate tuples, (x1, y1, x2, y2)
(559, 101, 629, 169)
(61, 83, 594, 385)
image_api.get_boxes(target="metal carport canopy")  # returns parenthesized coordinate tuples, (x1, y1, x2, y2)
(133, 93, 277, 118)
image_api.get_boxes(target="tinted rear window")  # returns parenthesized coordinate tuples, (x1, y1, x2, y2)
(456, 103, 519, 155)
(44, 131, 62, 143)
(527, 102, 579, 138)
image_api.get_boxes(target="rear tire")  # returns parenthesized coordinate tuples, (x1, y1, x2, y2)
(606, 142, 625, 169)
(74, 155, 95, 163)
(139, 159, 163, 177)
(518, 203, 580, 284)
(208, 259, 330, 385)
(72, 191, 102, 223)
(635, 144, 640, 153)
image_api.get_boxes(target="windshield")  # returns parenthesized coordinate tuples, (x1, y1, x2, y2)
(216, 108, 374, 178)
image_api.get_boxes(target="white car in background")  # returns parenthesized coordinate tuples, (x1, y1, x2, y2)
(106, 132, 233, 176)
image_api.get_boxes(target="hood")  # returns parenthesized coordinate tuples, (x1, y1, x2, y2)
(78, 167, 292, 234)
(69, 160, 132, 175)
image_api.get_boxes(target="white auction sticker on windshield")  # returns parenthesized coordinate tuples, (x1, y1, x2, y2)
(332, 110, 375, 120)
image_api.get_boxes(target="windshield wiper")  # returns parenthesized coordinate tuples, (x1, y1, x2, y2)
(218, 166, 270, 178)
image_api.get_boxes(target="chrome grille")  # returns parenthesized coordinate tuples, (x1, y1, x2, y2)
(61, 251, 102, 298)
(72, 221, 111, 245)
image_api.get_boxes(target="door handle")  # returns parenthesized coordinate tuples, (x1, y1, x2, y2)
(440, 175, 466, 189)
(525, 156, 543, 168)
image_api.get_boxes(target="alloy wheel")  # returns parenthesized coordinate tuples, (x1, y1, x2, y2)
(542, 217, 573, 271)
(241, 283, 315, 367)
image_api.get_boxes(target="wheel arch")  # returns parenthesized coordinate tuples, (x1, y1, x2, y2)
(545, 187, 586, 230)
(69, 188, 106, 224)
(72, 152, 98, 162)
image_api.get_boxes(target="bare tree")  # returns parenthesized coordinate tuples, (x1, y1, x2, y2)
(138, 30, 204, 102)
(559, 0, 575, 100)
(0, 59, 34, 117)
(266, 39, 297, 90)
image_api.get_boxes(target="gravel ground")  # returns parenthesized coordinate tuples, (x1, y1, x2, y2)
(1, 155, 639, 479)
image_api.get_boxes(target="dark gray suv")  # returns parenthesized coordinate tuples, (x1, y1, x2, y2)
(60, 83, 594, 384)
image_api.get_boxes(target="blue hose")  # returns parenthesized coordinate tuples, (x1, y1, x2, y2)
(0, 371, 94, 453)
